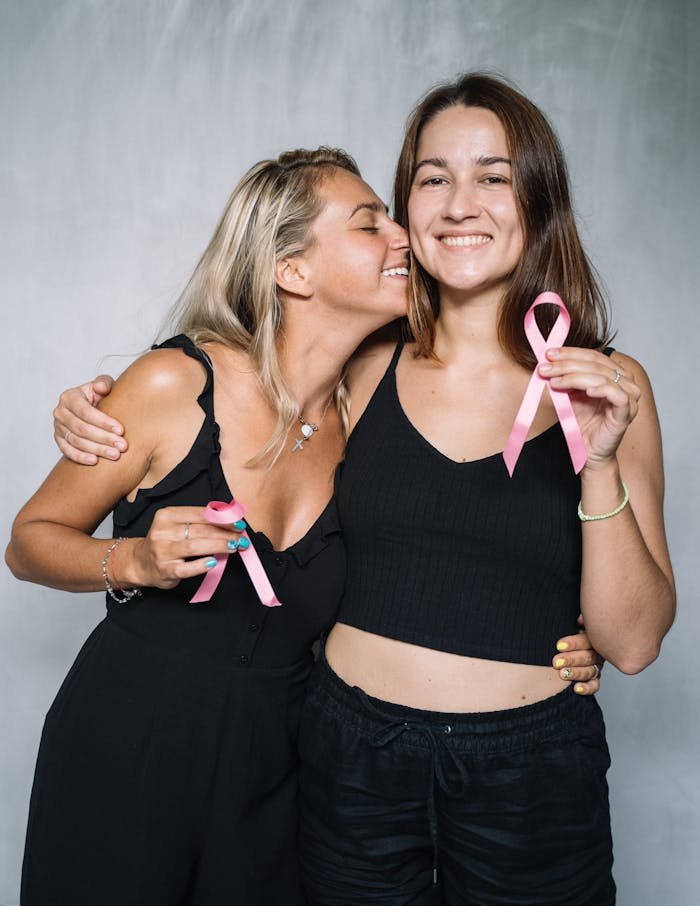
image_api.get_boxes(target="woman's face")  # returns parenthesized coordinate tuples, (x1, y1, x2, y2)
(407, 104, 523, 302)
(301, 168, 409, 326)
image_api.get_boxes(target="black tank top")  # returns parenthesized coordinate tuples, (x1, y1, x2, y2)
(109, 335, 345, 668)
(336, 341, 601, 666)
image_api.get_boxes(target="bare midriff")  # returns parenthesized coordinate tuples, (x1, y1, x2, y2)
(326, 623, 568, 712)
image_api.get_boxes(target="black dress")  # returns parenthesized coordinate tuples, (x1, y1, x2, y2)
(21, 335, 345, 906)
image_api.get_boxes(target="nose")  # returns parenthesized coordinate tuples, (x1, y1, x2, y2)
(443, 180, 480, 221)
(389, 222, 410, 252)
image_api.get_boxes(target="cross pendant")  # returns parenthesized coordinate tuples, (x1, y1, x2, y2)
(292, 438, 305, 451)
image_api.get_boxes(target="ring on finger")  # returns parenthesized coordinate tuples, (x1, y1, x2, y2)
(613, 369, 622, 384)
(561, 667, 573, 679)
(592, 663, 601, 680)
(64, 429, 72, 444)
(183, 522, 190, 541)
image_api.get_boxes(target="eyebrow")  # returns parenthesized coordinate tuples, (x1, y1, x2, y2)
(413, 154, 512, 174)
(347, 201, 388, 220)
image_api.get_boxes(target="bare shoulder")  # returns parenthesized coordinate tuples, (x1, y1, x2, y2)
(346, 323, 402, 430)
(97, 346, 207, 422)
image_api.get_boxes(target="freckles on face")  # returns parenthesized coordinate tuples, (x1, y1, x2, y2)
(305, 168, 409, 319)
(407, 104, 523, 297)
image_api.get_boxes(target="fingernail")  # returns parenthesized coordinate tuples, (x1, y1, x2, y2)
(547, 348, 560, 359)
(554, 658, 567, 668)
(237, 537, 250, 550)
(205, 558, 218, 568)
(574, 684, 585, 694)
(561, 668, 573, 679)
(233, 519, 247, 530)
(111, 425, 124, 435)
(539, 363, 553, 374)
(556, 641, 569, 652)
(114, 440, 127, 451)
(107, 449, 119, 460)
(227, 539, 239, 551)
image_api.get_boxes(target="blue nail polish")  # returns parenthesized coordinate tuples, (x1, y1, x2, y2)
(237, 537, 250, 550)
(227, 539, 239, 551)
(233, 519, 247, 530)
(205, 558, 218, 568)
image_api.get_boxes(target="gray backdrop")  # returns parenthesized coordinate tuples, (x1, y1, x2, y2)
(1, 1, 698, 903)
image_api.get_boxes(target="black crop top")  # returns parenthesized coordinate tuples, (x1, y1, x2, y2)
(109, 335, 345, 668)
(336, 341, 605, 666)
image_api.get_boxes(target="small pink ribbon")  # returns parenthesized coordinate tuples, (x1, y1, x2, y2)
(189, 500, 282, 607)
(503, 292, 588, 477)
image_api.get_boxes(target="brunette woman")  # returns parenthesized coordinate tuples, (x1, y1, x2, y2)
(296, 74, 674, 904)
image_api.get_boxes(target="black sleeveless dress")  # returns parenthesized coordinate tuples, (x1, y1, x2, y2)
(21, 336, 345, 906)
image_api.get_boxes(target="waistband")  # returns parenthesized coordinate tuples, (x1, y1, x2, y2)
(310, 651, 603, 755)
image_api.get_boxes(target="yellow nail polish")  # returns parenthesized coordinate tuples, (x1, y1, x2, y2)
(554, 658, 566, 668)
(556, 641, 569, 652)
(575, 684, 585, 694)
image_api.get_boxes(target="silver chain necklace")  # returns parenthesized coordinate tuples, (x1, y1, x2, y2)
(291, 395, 334, 452)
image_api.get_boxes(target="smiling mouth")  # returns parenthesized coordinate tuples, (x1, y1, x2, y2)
(439, 235, 492, 247)
(380, 267, 409, 277)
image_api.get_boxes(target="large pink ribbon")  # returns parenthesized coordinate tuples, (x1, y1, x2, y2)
(503, 292, 587, 477)
(189, 500, 282, 607)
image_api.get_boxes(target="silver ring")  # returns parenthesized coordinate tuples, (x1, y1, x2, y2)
(592, 663, 601, 680)
(183, 522, 190, 541)
(613, 369, 622, 384)
(64, 429, 71, 444)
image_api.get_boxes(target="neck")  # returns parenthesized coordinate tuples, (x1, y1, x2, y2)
(276, 318, 366, 418)
(433, 286, 507, 366)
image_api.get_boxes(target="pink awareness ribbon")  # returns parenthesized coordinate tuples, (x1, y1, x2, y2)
(189, 500, 282, 607)
(502, 292, 588, 477)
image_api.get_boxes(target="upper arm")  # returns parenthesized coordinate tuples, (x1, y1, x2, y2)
(13, 348, 202, 536)
(613, 351, 674, 590)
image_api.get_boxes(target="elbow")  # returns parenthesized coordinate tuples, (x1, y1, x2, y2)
(5, 539, 26, 581)
(611, 634, 667, 676)
(614, 648, 660, 675)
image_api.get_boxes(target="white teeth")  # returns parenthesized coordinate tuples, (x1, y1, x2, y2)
(440, 235, 491, 247)
(381, 267, 409, 277)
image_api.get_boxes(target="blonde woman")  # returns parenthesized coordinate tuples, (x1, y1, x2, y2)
(6, 147, 410, 906)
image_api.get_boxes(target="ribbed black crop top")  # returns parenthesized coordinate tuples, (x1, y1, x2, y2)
(109, 336, 345, 668)
(336, 341, 608, 667)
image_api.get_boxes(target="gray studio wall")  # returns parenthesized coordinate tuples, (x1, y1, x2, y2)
(1, 1, 697, 903)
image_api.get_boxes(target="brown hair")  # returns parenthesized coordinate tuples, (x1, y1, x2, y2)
(393, 72, 612, 365)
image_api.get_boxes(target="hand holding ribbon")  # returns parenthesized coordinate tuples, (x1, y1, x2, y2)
(190, 500, 282, 607)
(503, 292, 588, 477)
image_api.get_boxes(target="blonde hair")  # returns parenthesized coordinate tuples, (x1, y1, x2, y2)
(168, 147, 359, 464)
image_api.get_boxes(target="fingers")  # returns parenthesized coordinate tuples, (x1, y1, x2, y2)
(572, 677, 600, 696)
(54, 384, 127, 463)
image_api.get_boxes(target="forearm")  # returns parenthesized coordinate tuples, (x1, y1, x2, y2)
(6, 521, 136, 593)
(578, 463, 675, 674)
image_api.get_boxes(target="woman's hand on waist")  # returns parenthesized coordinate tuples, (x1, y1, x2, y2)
(552, 615, 605, 696)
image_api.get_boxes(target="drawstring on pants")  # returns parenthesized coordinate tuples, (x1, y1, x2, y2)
(353, 687, 469, 886)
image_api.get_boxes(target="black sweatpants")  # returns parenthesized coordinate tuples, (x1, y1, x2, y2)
(21, 617, 311, 906)
(298, 656, 615, 905)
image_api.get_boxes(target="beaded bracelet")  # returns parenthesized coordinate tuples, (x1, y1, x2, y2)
(577, 481, 629, 522)
(102, 538, 142, 604)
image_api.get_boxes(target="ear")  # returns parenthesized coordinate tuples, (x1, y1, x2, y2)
(276, 256, 313, 299)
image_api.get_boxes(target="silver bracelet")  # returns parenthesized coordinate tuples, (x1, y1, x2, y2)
(102, 538, 142, 604)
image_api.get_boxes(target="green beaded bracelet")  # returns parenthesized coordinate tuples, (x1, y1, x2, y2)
(578, 481, 629, 522)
